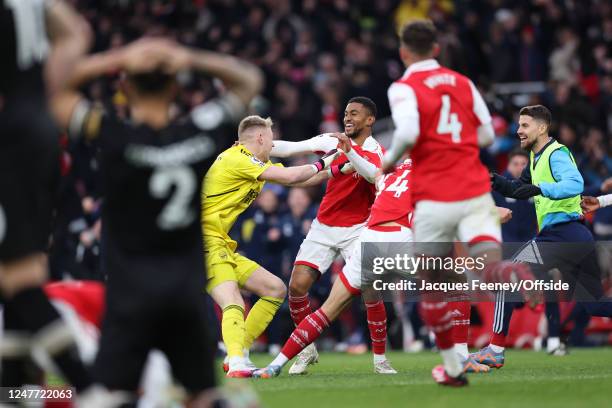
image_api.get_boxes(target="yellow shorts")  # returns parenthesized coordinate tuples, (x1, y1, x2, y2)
(205, 236, 260, 293)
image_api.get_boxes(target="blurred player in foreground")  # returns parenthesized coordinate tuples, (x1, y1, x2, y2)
(202, 115, 342, 377)
(269, 97, 392, 374)
(43, 280, 260, 408)
(382, 20, 533, 387)
(0, 0, 96, 393)
(52, 37, 262, 405)
(253, 151, 413, 378)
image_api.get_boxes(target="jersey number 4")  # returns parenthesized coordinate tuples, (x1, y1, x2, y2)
(437, 94, 462, 143)
(149, 166, 197, 230)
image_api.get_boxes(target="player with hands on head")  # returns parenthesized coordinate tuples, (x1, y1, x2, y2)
(52, 36, 266, 404)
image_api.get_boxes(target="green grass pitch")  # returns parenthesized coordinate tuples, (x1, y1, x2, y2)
(223, 349, 612, 408)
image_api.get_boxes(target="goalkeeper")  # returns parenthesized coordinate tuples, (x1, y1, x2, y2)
(202, 115, 340, 378)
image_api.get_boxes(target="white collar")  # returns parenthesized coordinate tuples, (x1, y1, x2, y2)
(358, 135, 380, 152)
(402, 59, 440, 78)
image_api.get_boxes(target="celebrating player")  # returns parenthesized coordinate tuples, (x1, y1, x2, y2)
(472, 105, 612, 367)
(253, 153, 413, 378)
(203, 115, 341, 378)
(268, 97, 392, 374)
(382, 20, 533, 386)
(52, 38, 262, 404)
(0, 0, 96, 392)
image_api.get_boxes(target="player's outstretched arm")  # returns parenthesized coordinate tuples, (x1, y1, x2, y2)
(491, 164, 536, 199)
(582, 194, 612, 212)
(581, 196, 601, 213)
(44, 0, 92, 96)
(287, 171, 331, 187)
(258, 150, 340, 185)
(271, 134, 339, 158)
(334, 133, 378, 183)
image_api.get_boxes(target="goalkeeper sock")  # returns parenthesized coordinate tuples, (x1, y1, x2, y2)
(244, 296, 284, 351)
(280, 309, 330, 361)
(222, 304, 246, 359)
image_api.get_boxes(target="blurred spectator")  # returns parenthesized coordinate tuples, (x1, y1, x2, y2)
(279, 187, 317, 278)
(237, 188, 285, 275)
(492, 149, 538, 243)
(549, 27, 580, 83)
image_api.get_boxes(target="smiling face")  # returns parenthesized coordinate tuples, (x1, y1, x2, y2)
(343, 102, 374, 139)
(517, 114, 547, 150)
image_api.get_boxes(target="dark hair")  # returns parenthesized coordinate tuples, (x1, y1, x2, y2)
(400, 20, 437, 56)
(347, 96, 377, 118)
(519, 105, 552, 129)
(508, 148, 529, 161)
(127, 70, 175, 95)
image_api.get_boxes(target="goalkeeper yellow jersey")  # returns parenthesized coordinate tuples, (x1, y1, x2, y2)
(201, 144, 279, 245)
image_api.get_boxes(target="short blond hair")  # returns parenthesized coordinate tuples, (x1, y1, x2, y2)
(238, 115, 273, 140)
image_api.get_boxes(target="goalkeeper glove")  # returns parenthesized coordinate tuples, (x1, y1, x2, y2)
(312, 149, 341, 172)
(327, 161, 354, 177)
(512, 183, 542, 199)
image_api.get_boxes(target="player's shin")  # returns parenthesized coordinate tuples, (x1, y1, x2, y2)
(365, 300, 388, 362)
(420, 295, 462, 378)
(273, 309, 331, 367)
(449, 296, 471, 360)
(221, 305, 247, 365)
(244, 296, 284, 351)
(288, 293, 312, 326)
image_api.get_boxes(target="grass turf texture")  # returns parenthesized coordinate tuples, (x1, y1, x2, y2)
(220, 348, 612, 408)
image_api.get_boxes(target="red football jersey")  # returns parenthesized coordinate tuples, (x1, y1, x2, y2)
(44, 281, 105, 328)
(368, 161, 413, 228)
(317, 137, 383, 227)
(394, 66, 490, 202)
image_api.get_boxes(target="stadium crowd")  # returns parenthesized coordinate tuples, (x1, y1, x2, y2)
(51, 0, 612, 352)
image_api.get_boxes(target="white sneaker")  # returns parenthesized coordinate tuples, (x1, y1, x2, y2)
(76, 385, 131, 408)
(374, 359, 398, 374)
(244, 355, 257, 371)
(288, 343, 319, 375)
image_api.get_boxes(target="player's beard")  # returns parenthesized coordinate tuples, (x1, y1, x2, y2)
(345, 125, 363, 139)
(520, 136, 535, 150)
